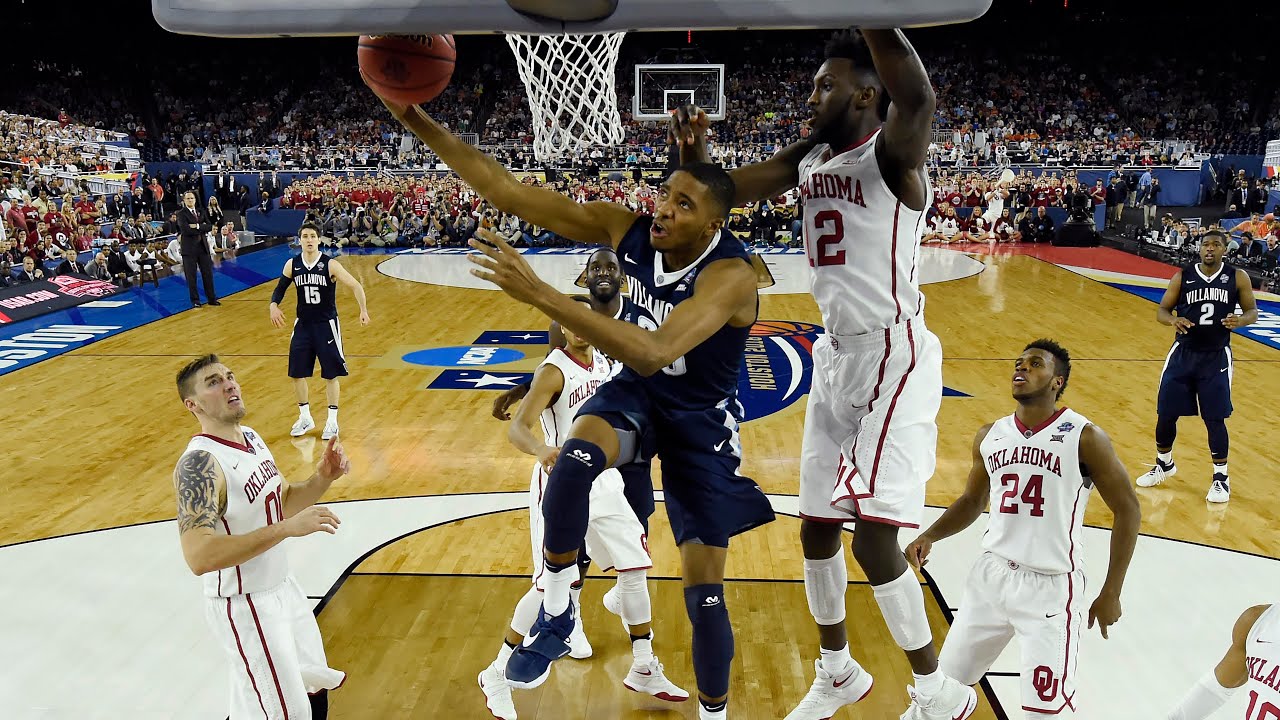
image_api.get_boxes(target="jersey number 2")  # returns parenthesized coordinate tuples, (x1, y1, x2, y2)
(998, 473, 1046, 517)
(1198, 302, 1215, 326)
(807, 210, 846, 267)
(303, 286, 321, 304)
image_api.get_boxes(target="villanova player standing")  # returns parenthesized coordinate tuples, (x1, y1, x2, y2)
(1136, 229, 1257, 502)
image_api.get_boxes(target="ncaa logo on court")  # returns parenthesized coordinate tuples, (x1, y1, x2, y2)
(402, 346, 527, 367)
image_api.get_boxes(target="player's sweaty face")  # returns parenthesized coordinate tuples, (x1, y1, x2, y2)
(1012, 350, 1057, 399)
(652, 174, 718, 251)
(1200, 237, 1225, 265)
(300, 231, 320, 253)
(807, 60, 855, 140)
(585, 251, 622, 301)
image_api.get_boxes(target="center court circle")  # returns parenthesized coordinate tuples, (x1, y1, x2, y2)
(402, 346, 526, 367)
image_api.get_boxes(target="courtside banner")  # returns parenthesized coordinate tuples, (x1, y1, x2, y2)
(0, 275, 124, 324)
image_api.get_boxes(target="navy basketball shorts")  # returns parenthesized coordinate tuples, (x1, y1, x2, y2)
(288, 318, 349, 380)
(1156, 343, 1233, 419)
(577, 369, 776, 547)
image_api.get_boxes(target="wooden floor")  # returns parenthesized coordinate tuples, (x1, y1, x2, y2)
(3, 248, 1278, 718)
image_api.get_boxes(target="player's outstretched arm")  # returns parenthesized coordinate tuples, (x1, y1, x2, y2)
(1079, 424, 1140, 639)
(268, 260, 294, 328)
(861, 30, 936, 174)
(508, 363, 564, 473)
(905, 424, 992, 569)
(669, 106, 813, 206)
(281, 436, 351, 517)
(469, 230, 755, 376)
(1158, 269, 1192, 332)
(329, 259, 371, 325)
(1166, 605, 1267, 719)
(174, 450, 336, 575)
(374, 100, 636, 248)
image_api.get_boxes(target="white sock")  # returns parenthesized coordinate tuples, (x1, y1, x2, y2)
(298, 403, 311, 419)
(1214, 462, 1228, 476)
(698, 700, 727, 720)
(1157, 450, 1173, 464)
(495, 641, 514, 670)
(819, 643, 854, 674)
(569, 584, 583, 615)
(632, 635, 655, 666)
(327, 405, 338, 424)
(543, 563, 579, 617)
(913, 668, 945, 697)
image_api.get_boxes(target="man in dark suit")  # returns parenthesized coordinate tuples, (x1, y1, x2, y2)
(57, 252, 88, 276)
(14, 256, 45, 284)
(177, 191, 219, 306)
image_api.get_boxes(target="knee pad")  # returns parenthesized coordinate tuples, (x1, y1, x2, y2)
(803, 550, 848, 626)
(1203, 418, 1229, 460)
(510, 586, 543, 636)
(542, 439, 604, 554)
(684, 584, 733, 698)
(616, 570, 652, 627)
(871, 568, 933, 652)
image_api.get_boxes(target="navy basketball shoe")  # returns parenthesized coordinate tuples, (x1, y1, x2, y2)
(505, 601, 576, 688)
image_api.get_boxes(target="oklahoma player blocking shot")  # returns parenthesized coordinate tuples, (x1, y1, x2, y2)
(674, 27, 969, 719)
(173, 354, 348, 719)
(1167, 603, 1280, 719)
(906, 340, 1141, 717)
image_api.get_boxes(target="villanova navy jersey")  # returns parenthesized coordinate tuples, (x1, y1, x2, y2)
(615, 215, 755, 411)
(291, 254, 338, 323)
(1175, 263, 1239, 351)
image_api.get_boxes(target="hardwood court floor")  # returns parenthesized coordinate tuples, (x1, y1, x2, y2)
(2, 247, 1278, 718)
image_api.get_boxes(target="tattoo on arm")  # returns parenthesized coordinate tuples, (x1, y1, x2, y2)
(175, 450, 226, 533)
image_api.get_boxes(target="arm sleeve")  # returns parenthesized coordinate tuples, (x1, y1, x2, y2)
(1167, 673, 1239, 720)
(270, 276, 291, 304)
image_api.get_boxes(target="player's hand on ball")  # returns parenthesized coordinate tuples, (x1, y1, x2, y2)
(317, 436, 352, 483)
(1223, 314, 1242, 329)
(1172, 317, 1195, 334)
(468, 228, 547, 305)
(285, 505, 341, 537)
(537, 445, 561, 475)
(668, 105, 709, 147)
(269, 304, 286, 328)
(1088, 592, 1121, 639)
(904, 535, 934, 569)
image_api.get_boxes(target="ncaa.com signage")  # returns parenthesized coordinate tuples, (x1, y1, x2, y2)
(0, 324, 120, 372)
(0, 275, 124, 324)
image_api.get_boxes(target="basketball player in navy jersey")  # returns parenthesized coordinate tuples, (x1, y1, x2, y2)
(374, 92, 773, 720)
(268, 222, 371, 441)
(1135, 229, 1256, 502)
(673, 29, 976, 719)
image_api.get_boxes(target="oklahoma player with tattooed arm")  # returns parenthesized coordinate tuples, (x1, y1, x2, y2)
(905, 340, 1141, 717)
(673, 28, 973, 719)
(373, 81, 774, 719)
(173, 354, 348, 719)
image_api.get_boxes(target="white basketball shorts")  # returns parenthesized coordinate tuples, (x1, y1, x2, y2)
(529, 465, 651, 588)
(204, 576, 345, 720)
(940, 552, 1086, 716)
(799, 315, 942, 528)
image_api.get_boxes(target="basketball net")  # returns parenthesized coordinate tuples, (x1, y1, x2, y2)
(504, 32, 626, 163)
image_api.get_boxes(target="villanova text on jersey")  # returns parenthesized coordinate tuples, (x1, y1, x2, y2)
(1175, 263, 1240, 351)
(293, 254, 339, 322)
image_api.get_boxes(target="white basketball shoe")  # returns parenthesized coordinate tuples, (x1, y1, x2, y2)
(290, 415, 315, 437)
(567, 598, 592, 659)
(624, 657, 690, 702)
(478, 662, 517, 720)
(1206, 474, 1230, 503)
(899, 678, 977, 720)
(321, 419, 339, 441)
(1136, 459, 1176, 487)
(785, 659, 874, 720)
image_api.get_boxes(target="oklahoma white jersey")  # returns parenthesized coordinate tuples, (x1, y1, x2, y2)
(186, 427, 289, 597)
(1246, 604, 1280, 716)
(979, 408, 1092, 575)
(797, 128, 930, 336)
(538, 347, 612, 446)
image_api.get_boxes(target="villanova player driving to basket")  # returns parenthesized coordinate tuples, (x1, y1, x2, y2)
(672, 29, 975, 720)
(370, 92, 775, 720)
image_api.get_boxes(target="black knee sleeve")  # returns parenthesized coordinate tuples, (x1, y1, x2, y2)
(1204, 418, 1229, 461)
(1155, 415, 1178, 450)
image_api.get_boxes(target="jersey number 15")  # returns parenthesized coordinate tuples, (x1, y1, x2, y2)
(303, 286, 321, 304)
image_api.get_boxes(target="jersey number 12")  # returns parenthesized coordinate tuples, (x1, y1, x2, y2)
(807, 210, 846, 267)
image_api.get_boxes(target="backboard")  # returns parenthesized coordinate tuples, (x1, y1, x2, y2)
(633, 65, 725, 122)
(152, 0, 993, 37)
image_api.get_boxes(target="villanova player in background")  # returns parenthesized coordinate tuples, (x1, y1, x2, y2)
(1136, 229, 1257, 503)
(371, 89, 776, 720)
(269, 223, 371, 441)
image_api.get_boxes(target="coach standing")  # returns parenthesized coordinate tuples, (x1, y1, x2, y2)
(178, 191, 220, 307)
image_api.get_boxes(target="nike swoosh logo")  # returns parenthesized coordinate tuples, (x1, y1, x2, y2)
(954, 695, 977, 720)
(1045, 613, 1061, 619)
(714, 440, 727, 452)
(624, 253, 636, 263)
(832, 668, 858, 688)
(636, 670, 653, 676)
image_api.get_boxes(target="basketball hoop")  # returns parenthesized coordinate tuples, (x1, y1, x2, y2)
(504, 31, 626, 163)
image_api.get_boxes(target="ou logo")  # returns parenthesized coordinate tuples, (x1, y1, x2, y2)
(1032, 665, 1059, 702)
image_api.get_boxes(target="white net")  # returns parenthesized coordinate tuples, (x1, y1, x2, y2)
(504, 31, 626, 163)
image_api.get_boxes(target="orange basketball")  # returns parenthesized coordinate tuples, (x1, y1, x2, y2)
(357, 34, 456, 106)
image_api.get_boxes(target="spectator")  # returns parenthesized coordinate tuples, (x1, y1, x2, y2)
(14, 255, 45, 284)
(57, 250, 87, 276)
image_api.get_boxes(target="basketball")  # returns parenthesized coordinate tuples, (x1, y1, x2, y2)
(357, 34, 456, 106)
